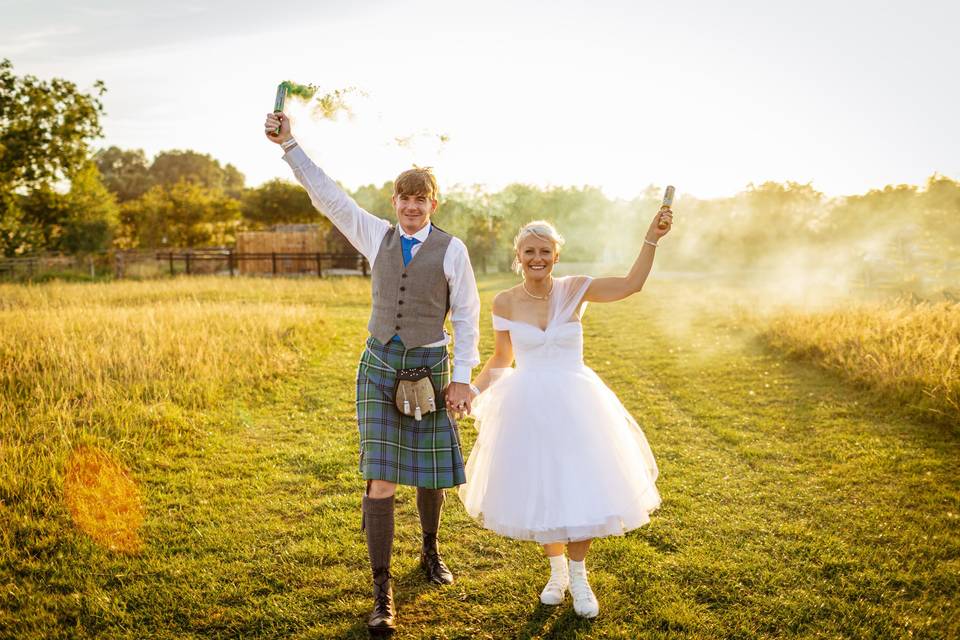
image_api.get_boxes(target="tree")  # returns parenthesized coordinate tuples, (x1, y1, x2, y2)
(352, 181, 394, 221)
(241, 179, 324, 228)
(0, 194, 45, 257)
(0, 59, 105, 192)
(0, 58, 106, 256)
(149, 150, 245, 194)
(60, 162, 119, 255)
(438, 189, 504, 272)
(94, 146, 152, 202)
(123, 179, 241, 248)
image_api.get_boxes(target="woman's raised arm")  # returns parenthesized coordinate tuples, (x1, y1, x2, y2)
(584, 208, 673, 303)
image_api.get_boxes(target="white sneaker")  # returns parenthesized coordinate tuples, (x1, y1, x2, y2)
(539, 559, 569, 605)
(568, 561, 599, 618)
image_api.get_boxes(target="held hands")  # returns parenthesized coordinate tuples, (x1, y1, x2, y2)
(264, 112, 292, 144)
(444, 382, 475, 419)
(648, 208, 673, 241)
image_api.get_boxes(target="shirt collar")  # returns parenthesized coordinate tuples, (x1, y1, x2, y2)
(401, 222, 431, 243)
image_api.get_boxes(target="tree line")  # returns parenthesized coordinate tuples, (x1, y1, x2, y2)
(3, 59, 958, 285)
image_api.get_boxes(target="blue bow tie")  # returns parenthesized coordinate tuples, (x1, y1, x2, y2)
(400, 235, 422, 267)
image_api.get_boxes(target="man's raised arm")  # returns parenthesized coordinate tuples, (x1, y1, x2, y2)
(264, 112, 389, 262)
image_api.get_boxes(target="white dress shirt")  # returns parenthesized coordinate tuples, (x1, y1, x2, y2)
(282, 144, 481, 383)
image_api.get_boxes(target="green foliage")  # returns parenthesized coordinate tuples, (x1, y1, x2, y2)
(15, 184, 69, 251)
(122, 180, 241, 248)
(351, 181, 394, 220)
(4, 164, 118, 257)
(0, 59, 105, 194)
(93, 147, 152, 202)
(148, 150, 245, 197)
(59, 163, 119, 255)
(241, 178, 326, 229)
(0, 59, 106, 256)
(436, 188, 506, 271)
(0, 192, 45, 257)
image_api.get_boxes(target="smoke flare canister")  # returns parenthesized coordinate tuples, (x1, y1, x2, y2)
(658, 185, 675, 229)
(273, 83, 287, 135)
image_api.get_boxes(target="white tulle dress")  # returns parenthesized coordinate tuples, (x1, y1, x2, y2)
(458, 276, 661, 543)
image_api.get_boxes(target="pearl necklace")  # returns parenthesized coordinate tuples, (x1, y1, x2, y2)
(522, 277, 553, 300)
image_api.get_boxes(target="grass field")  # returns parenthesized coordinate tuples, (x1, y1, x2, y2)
(1, 275, 958, 639)
(759, 299, 960, 426)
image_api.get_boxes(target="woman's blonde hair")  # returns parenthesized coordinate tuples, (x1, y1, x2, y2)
(512, 220, 565, 274)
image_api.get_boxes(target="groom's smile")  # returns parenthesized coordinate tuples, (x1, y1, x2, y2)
(393, 193, 437, 235)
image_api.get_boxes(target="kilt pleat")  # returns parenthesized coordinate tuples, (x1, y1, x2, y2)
(356, 336, 466, 489)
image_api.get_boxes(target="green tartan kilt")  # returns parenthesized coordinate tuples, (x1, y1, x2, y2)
(355, 336, 466, 489)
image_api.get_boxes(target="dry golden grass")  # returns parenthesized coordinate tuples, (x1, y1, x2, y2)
(760, 298, 960, 425)
(0, 276, 346, 523)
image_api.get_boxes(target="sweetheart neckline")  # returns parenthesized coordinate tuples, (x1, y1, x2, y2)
(492, 313, 582, 333)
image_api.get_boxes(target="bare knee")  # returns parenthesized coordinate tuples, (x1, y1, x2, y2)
(367, 480, 397, 499)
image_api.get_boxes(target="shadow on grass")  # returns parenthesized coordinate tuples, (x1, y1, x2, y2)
(515, 602, 596, 639)
(339, 563, 465, 639)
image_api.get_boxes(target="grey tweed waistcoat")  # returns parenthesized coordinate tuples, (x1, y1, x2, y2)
(368, 225, 452, 348)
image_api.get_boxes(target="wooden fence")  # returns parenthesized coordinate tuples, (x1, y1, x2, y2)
(153, 250, 369, 277)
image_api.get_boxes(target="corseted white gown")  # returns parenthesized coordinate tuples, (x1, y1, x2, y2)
(458, 276, 661, 543)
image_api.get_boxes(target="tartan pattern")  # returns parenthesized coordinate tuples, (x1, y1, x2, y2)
(356, 336, 466, 489)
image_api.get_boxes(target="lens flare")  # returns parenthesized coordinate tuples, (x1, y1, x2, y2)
(63, 446, 144, 554)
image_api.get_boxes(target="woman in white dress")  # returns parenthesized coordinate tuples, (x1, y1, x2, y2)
(458, 208, 672, 618)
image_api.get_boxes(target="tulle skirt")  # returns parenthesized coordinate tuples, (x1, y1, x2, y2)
(458, 365, 661, 543)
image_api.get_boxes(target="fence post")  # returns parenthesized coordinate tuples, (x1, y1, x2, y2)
(361, 255, 369, 276)
(316, 253, 323, 278)
(168, 252, 174, 276)
(228, 249, 235, 277)
(272, 252, 277, 276)
(186, 252, 191, 275)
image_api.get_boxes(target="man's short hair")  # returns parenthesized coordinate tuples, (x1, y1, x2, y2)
(394, 166, 438, 201)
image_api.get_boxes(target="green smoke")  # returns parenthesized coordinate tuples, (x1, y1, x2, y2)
(312, 87, 364, 120)
(278, 82, 364, 120)
(280, 80, 319, 101)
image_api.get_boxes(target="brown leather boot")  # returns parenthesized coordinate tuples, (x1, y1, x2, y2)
(416, 488, 454, 585)
(420, 532, 454, 585)
(367, 567, 395, 636)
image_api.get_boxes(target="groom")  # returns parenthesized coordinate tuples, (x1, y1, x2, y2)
(264, 112, 480, 636)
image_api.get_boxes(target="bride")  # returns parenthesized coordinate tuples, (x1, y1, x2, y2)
(458, 208, 672, 618)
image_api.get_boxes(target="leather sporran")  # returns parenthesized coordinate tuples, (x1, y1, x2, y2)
(394, 366, 438, 421)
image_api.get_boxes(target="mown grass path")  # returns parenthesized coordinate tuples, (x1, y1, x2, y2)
(4, 277, 958, 639)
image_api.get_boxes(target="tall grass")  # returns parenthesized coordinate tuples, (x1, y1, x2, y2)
(0, 277, 365, 516)
(759, 299, 960, 426)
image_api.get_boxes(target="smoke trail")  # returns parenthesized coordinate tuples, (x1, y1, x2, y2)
(312, 87, 367, 120)
(393, 130, 451, 157)
(278, 81, 368, 121)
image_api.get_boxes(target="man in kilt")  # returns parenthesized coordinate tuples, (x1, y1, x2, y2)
(265, 112, 480, 636)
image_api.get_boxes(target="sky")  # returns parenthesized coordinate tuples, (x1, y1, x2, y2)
(4, 0, 959, 200)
